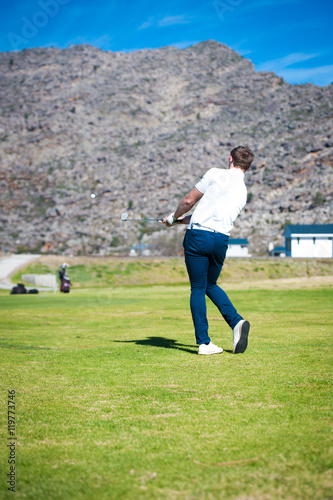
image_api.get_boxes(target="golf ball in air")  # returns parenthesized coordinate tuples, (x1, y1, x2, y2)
(90, 193, 96, 199)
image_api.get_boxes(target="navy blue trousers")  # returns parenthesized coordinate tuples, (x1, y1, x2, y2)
(183, 229, 243, 345)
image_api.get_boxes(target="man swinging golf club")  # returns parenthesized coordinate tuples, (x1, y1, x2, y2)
(161, 146, 254, 355)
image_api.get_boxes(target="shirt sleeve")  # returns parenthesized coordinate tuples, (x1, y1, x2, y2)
(195, 169, 214, 194)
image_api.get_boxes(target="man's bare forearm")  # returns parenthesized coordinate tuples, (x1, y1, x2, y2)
(174, 187, 203, 219)
(174, 199, 194, 220)
(161, 187, 203, 227)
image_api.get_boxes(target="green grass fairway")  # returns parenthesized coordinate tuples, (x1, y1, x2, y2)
(1, 285, 332, 499)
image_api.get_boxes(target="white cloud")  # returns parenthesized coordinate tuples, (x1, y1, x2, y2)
(89, 34, 114, 49)
(254, 52, 333, 85)
(230, 39, 252, 56)
(63, 34, 113, 49)
(168, 40, 201, 49)
(158, 15, 193, 27)
(138, 14, 193, 30)
(138, 16, 155, 30)
(237, 49, 252, 56)
(279, 65, 333, 86)
(256, 52, 319, 72)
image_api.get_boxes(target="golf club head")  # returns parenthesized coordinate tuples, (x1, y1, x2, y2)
(121, 212, 129, 221)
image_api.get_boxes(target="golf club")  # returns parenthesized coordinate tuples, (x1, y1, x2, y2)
(121, 212, 182, 223)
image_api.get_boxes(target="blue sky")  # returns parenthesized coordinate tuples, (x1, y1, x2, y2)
(1, 0, 332, 86)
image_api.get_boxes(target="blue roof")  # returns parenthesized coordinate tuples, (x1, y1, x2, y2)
(229, 239, 249, 245)
(284, 224, 333, 236)
(272, 246, 286, 252)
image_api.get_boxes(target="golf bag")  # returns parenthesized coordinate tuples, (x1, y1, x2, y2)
(10, 283, 27, 294)
(60, 277, 71, 293)
(59, 268, 71, 293)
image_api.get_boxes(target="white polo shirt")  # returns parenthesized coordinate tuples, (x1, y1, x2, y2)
(188, 167, 247, 236)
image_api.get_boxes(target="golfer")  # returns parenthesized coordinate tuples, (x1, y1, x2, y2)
(162, 146, 254, 355)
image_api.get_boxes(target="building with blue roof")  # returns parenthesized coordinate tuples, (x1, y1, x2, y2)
(283, 224, 333, 258)
(226, 238, 250, 257)
(269, 246, 286, 257)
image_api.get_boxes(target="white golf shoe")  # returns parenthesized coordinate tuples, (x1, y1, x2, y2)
(233, 320, 250, 354)
(198, 342, 223, 355)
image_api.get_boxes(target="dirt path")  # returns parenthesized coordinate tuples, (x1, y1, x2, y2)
(0, 254, 41, 290)
(224, 275, 333, 290)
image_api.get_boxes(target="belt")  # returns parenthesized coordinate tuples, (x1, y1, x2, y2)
(190, 223, 216, 233)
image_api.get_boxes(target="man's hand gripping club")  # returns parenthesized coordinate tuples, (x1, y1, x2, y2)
(160, 187, 203, 227)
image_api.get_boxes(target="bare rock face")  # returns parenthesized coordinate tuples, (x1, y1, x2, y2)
(0, 40, 332, 255)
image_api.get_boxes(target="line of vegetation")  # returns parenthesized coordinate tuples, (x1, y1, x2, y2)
(11, 257, 333, 289)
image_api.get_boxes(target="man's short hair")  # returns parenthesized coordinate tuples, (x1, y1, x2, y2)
(230, 146, 254, 172)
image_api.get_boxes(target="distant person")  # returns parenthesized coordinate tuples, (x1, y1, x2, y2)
(58, 263, 71, 293)
(161, 146, 254, 355)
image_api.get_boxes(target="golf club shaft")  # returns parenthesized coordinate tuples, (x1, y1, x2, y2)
(124, 218, 161, 222)
(123, 218, 183, 223)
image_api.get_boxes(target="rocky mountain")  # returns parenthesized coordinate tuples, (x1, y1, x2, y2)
(0, 40, 332, 256)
